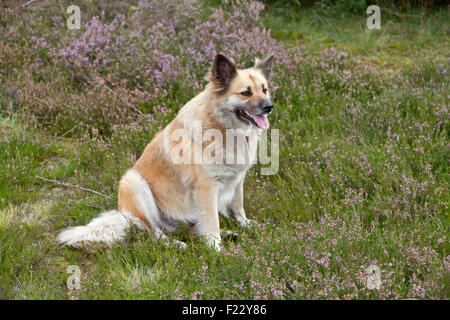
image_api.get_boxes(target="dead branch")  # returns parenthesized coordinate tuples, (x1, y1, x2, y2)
(35, 175, 112, 200)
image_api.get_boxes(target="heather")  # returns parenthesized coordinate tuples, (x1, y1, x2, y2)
(0, 0, 448, 299)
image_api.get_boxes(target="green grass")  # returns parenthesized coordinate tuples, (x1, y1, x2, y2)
(263, 5, 449, 71)
(0, 3, 448, 299)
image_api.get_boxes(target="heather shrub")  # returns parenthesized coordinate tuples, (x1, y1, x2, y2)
(1, 0, 293, 136)
(1, 0, 384, 136)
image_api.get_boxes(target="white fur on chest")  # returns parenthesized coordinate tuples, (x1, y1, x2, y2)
(214, 169, 246, 216)
(207, 148, 256, 215)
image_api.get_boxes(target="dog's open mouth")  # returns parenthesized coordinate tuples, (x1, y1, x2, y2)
(235, 109, 270, 130)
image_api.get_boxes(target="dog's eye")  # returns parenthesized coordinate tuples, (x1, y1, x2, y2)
(240, 90, 252, 97)
(263, 88, 267, 94)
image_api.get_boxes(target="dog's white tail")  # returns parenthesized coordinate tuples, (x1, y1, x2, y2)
(57, 210, 143, 247)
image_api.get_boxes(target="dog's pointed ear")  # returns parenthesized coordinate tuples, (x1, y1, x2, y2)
(209, 53, 237, 91)
(254, 54, 274, 79)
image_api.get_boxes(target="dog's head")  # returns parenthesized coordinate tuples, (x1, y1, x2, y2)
(207, 53, 274, 130)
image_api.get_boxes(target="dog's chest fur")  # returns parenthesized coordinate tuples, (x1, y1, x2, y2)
(206, 130, 259, 214)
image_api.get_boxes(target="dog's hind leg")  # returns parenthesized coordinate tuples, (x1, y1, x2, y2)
(118, 169, 187, 250)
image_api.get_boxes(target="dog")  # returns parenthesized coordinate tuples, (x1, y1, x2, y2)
(58, 53, 274, 251)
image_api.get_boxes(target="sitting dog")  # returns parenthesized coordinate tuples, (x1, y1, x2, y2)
(58, 53, 274, 251)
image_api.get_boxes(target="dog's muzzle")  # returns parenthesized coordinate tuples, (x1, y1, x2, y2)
(261, 101, 273, 114)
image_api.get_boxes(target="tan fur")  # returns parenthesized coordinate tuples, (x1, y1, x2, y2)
(60, 54, 274, 251)
(117, 54, 274, 250)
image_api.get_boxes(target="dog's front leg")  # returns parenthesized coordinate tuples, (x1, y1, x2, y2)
(194, 180, 221, 251)
(228, 176, 254, 228)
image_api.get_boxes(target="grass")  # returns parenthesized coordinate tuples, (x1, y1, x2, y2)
(263, 4, 449, 71)
(0, 1, 448, 299)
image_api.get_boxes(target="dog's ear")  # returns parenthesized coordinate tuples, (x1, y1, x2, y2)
(254, 55, 274, 79)
(209, 53, 237, 91)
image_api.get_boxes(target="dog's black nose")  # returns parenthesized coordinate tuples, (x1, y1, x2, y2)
(263, 105, 273, 113)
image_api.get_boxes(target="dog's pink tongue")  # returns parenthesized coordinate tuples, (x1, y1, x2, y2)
(252, 114, 270, 130)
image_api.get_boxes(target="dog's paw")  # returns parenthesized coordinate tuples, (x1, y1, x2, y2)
(220, 229, 242, 241)
(207, 237, 222, 252)
(236, 216, 255, 229)
(173, 240, 187, 251)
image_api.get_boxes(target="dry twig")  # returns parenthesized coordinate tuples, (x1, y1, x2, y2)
(35, 175, 112, 200)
